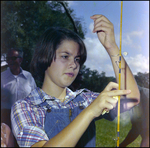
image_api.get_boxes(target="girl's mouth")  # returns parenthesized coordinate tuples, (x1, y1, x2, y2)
(65, 73, 74, 77)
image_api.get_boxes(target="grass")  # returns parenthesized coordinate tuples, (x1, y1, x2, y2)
(95, 111, 142, 147)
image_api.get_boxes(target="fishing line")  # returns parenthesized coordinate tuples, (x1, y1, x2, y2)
(91, 1, 113, 14)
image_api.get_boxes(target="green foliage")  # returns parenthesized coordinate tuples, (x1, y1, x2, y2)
(71, 65, 149, 93)
(79, 65, 116, 92)
(95, 111, 142, 147)
(1, 1, 86, 71)
(134, 72, 149, 88)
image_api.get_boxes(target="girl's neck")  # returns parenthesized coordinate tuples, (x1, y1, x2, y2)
(57, 88, 67, 102)
(42, 78, 66, 100)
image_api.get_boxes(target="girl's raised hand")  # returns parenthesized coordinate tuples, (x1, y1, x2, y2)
(90, 15, 118, 53)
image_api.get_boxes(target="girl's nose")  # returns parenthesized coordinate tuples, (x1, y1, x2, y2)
(69, 59, 78, 69)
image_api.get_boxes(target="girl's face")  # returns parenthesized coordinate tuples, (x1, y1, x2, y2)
(45, 40, 80, 89)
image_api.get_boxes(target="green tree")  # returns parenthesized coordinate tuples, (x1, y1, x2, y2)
(134, 72, 149, 88)
(76, 65, 116, 92)
(1, 1, 86, 71)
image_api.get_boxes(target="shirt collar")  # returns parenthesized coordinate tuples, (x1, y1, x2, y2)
(64, 88, 88, 104)
(19, 67, 28, 79)
(29, 87, 50, 105)
(6, 67, 13, 77)
(7, 67, 27, 79)
(29, 87, 87, 105)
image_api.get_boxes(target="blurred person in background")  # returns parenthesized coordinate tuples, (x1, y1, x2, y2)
(120, 86, 149, 147)
(1, 47, 37, 147)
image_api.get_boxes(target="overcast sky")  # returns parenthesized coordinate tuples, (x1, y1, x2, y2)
(67, 1, 149, 77)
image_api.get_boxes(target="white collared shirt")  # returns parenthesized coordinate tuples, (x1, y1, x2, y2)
(1, 67, 37, 109)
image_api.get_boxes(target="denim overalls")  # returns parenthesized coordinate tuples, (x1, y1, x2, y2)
(39, 95, 96, 147)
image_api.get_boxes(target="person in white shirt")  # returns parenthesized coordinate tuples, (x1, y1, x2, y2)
(1, 47, 37, 135)
(1, 48, 37, 109)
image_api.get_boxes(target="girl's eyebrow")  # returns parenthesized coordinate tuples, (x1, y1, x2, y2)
(76, 55, 81, 58)
(59, 51, 81, 57)
(59, 51, 70, 55)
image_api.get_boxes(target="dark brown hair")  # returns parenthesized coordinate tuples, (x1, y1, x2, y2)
(30, 27, 87, 82)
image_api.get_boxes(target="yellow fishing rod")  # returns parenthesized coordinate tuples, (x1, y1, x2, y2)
(101, 1, 123, 146)
(117, 1, 123, 147)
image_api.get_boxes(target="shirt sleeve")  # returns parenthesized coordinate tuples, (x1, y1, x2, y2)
(28, 73, 37, 89)
(31, 77, 37, 89)
(11, 100, 49, 147)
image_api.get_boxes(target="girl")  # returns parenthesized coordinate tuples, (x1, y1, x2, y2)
(11, 15, 140, 147)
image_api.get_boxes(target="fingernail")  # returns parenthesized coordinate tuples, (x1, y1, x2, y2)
(127, 90, 131, 93)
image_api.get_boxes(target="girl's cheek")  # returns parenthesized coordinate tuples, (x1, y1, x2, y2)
(56, 57, 68, 63)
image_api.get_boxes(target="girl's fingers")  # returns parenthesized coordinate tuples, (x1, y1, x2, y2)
(93, 26, 111, 33)
(102, 95, 119, 114)
(106, 96, 118, 104)
(103, 82, 119, 91)
(104, 101, 114, 110)
(106, 96, 118, 108)
(107, 89, 131, 97)
(93, 21, 113, 33)
(103, 82, 131, 97)
(91, 15, 110, 23)
(94, 20, 112, 28)
(90, 14, 103, 20)
(91, 15, 113, 33)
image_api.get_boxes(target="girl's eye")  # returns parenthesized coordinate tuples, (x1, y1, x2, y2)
(75, 57, 80, 63)
(62, 55, 68, 59)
